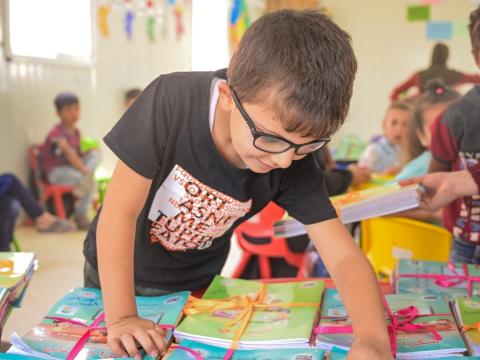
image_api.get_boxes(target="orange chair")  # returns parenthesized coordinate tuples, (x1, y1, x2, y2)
(232, 202, 308, 279)
(28, 145, 74, 219)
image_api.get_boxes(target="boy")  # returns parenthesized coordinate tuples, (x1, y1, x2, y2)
(84, 10, 391, 359)
(358, 102, 412, 174)
(429, 6, 480, 262)
(41, 92, 100, 229)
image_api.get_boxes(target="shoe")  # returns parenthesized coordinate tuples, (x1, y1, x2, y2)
(36, 218, 77, 233)
(74, 175, 94, 198)
(76, 217, 91, 231)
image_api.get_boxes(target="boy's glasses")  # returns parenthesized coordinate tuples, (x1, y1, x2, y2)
(229, 86, 330, 155)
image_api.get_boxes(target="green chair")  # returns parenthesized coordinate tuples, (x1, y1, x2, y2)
(11, 235, 21, 252)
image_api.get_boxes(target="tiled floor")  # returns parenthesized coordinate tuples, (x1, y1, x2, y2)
(2, 226, 242, 344)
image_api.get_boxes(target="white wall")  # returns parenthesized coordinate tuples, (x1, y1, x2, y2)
(323, 0, 478, 145)
(0, 1, 192, 179)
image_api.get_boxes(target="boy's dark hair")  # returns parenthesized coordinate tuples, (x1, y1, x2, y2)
(469, 6, 480, 54)
(125, 88, 141, 102)
(430, 43, 449, 67)
(227, 9, 357, 139)
(54, 92, 79, 112)
(406, 80, 460, 161)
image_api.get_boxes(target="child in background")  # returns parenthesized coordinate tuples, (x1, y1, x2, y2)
(41, 92, 100, 230)
(124, 88, 141, 109)
(395, 81, 460, 182)
(358, 102, 412, 174)
(84, 10, 391, 359)
(429, 6, 480, 263)
(0, 173, 75, 250)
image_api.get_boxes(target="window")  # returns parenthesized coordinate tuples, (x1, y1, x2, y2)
(4, 0, 93, 63)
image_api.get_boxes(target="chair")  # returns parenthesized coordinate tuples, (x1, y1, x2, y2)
(11, 235, 21, 252)
(232, 202, 308, 279)
(28, 145, 74, 219)
(361, 216, 452, 279)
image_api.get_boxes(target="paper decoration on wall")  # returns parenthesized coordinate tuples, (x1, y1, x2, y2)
(407, 5, 430, 22)
(420, 0, 443, 4)
(124, 0, 135, 40)
(229, 0, 251, 52)
(453, 21, 469, 39)
(146, 0, 156, 41)
(427, 21, 453, 40)
(98, 5, 112, 38)
(173, 4, 185, 41)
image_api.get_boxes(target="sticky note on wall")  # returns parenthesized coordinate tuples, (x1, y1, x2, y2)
(421, 0, 443, 4)
(427, 21, 453, 40)
(407, 5, 430, 21)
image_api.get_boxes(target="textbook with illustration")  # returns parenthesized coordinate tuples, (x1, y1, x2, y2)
(8, 287, 190, 359)
(394, 259, 480, 298)
(164, 339, 325, 359)
(0, 252, 37, 307)
(274, 184, 421, 237)
(316, 289, 466, 359)
(453, 295, 480, 355)
(174, 276, 324, 349)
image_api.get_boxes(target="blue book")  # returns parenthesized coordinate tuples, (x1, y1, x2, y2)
(395, 259, 480, 298)
(164, 339, 324, 359)
(9, 288, 189, 359)
(316, 289, 466, 359)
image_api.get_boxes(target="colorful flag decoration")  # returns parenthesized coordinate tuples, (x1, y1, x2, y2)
(229, 0, 251, 52)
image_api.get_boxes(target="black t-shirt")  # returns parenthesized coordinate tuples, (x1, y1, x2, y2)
(83, 69, 336, 291)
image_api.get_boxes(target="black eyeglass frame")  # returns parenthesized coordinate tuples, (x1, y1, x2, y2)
(229, 86, 331, 155)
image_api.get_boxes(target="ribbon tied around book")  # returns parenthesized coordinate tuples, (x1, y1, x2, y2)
(183, 284, 319, 360)
(315, 301, 452, 358)
(396, 262, 480, 297)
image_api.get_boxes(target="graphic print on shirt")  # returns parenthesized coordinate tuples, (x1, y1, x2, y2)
(148, 165, 252, 251)
(454, 152, 480, 242)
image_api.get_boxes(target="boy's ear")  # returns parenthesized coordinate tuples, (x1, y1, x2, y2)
(217, 82, 234, 111)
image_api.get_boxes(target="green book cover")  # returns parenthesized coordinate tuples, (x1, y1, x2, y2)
(175, 276, 324, 347)
(455, 295, 480, 355)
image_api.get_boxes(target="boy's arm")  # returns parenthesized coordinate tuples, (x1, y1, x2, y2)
(97, 160, 165, 359)
(306, 218, 392, 359)
(57, 138, 89, 174)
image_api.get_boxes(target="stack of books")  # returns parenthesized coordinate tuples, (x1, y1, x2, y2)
(453, 295, 480, 356)
(8, 287, 190, 359)
(164, 339, 325, 359)
(174, 276, 324, 351)
(0, 252, 37, 307)
(273, 184, 421, 237)
(315, 289, 466, 359)
(394, 259, 480, 298)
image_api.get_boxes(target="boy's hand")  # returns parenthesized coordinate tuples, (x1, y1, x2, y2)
(348, 338, 393, 360)
(107, 315, 166, 360)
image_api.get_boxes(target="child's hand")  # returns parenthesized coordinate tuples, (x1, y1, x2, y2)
(347, 164, 372, 186)
(107, 315, 166, 360)
(348, 338, 393, 360)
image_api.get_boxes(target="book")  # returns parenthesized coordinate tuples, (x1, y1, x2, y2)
(174, 276, 324, 349)
(394, 259, 480, 298)
(316, 289, 466, 359)
(453, 295, 480, 356)
(164, 339, 325, 359)
(8, 288, 190, 359)
(0, 252, 37, 307)
(273, 184, 421, 237)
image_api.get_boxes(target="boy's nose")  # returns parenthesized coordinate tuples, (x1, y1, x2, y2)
(271, 149, 296, 169)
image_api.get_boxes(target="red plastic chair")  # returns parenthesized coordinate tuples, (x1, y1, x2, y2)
(232, 202, 308, 279)
(28, 145, 74, 219)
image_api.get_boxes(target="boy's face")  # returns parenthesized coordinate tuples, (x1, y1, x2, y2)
(383, 108, 410, 145)
(222, 88, 321, 173)
(57, 103, 80, 126)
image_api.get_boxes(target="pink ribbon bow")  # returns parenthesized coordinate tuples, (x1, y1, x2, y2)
(45, 313, 175, 360)
(395, 262, 480, 297)
(45, 313, 106, 360)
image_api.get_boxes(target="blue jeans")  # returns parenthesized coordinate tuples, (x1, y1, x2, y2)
(48, 151, 101, 219)
(449, 237, 480, 264)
